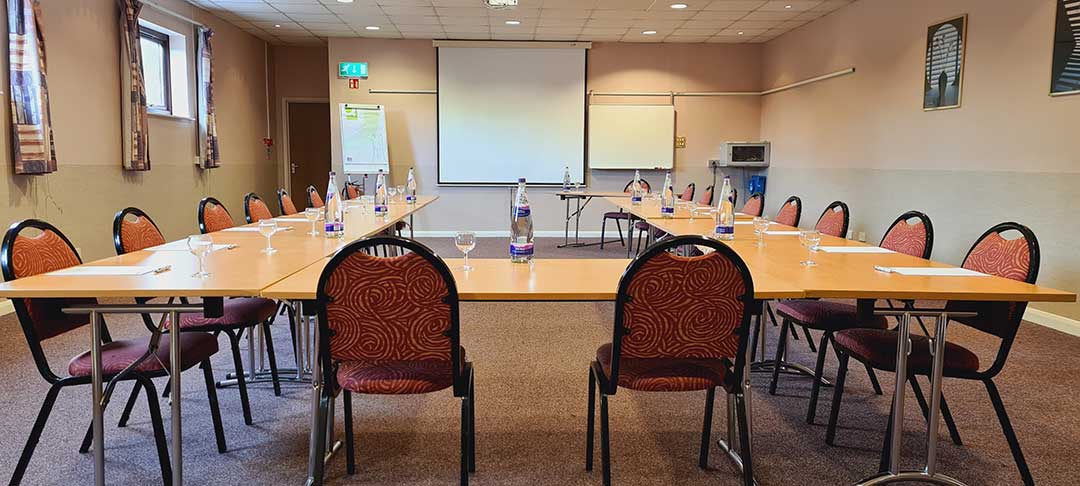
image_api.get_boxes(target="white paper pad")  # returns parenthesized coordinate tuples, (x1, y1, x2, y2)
(764, 230, 801, 236)
(52, 266, 166, 276)
(148, 241, 234, 252)
(222, 227, 261, 232)
(876, 266, 987, 277)
(735, 221, 771, 226)
(274, 217, 308, 222)
(818, 246, 894, 254)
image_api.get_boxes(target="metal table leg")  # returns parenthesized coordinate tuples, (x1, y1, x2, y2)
(168, 310, 183, 486)
(90, 310, 105, 486)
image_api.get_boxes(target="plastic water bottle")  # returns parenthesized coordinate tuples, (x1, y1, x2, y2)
(374, 170, 389, 218)
(324, 171, 344, 238)
(631, 169, 643, 205)
(406, 167, 417, 204)
(660, 172, 675, 218)
(562, 166, 572, 190)
(510, 177, 534, 263)
(715, 176, 735, 240)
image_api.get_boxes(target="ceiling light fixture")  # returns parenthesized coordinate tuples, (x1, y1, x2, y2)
(670, 3, 688, 8)
(737, 31, 744, 35)
(642, 30, 657, 35)
(337, 0, 354, 3)
(484, 0, 518, 10)
(784, 4, 792, 8)
(365, 25, 380, 30)
(274, 24, 281, 28)
(505, 20, 521, 25)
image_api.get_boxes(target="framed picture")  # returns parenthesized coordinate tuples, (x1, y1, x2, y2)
(923, 15, 967, 111)
(1050, 0, 1080, 96)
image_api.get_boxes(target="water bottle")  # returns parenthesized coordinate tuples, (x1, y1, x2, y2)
(510, 177, 534, 263)
(324, 171, 344, 238)
(406, 167, 417, 204)
(374, 170, 389, 218)
(660, 172, 675, 218)
(715, 176, 735, 240)
(631, 169, 643, 205)
(562, 166, 572, 190)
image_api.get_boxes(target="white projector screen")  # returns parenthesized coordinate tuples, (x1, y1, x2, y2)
(437, 46, 586, 185)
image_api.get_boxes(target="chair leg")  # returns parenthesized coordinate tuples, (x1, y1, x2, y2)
(699, 387, 715, 469)
(806, 331, 832, 424)
(138, 376, 173, 486)
(766, 303, 780, 327)
(226, 329, 254, 425)
(344, 391, 356, 475)
(600, 394, 612, 486)
(202, 361, 227, 453)
(878, 399, 897, 473)
(735, 392, 755, 486)
(161, 378, 171, 398)
(825, 352, 850, 446)
(460, 396, 469, 486)
(939, 394, 963, 446)
(865, 364, 884, 395)
(615, 220, 624, 247)
(984, 379, 1034, 486)
(600, 218, 607, 249)
(585, 367, 596, 471)
(79, 418, 95, 454)
(468, 371, 476, 473)
(117, 381, 142, 427)
(749, 319, 761, 362)
(626, 221, 634, 258)
(769, 320, 791, 395)
(909, 377, 962, 446)
(801, 325, 815, 352)
(310, 393, 331, 486)
(262, 320, 282, 397)
(10, 385, 61, 486)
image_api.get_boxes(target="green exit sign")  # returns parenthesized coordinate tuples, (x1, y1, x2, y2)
(338, 62, 368, 79)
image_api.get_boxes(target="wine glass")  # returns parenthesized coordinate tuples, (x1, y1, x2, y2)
(304, 207, 321, 236)
(394, 185, 406, 202)
(387, 186, 399, 203)
(800, 230, 821, 266)
(259, 220, 278, 254)
(753, 217, 770, 247)
(455, 231, 476, 271)
(187, 234, 213, 278)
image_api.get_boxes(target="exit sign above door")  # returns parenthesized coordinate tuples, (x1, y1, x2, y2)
(338, 62, 368, 79)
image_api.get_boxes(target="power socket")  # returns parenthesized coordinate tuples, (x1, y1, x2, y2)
(708, 159, 725, 169)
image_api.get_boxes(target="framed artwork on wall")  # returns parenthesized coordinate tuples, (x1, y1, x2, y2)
(923, 14, 967, 111)
(1050, 0, 1080, 96)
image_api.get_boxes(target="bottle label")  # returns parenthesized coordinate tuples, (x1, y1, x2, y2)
(374, 205, 388, 214)
(324, 222, 343, 233)
(660, 206, 675, 215)
(406, 195, 416, 203)
(510, 242, 534, 256)
(631, 196, 642, 203)
(715, 225, 734, 235)
(515, 205, 531, 218)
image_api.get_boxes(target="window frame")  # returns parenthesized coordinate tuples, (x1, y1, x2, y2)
(139, 25, 172, 115)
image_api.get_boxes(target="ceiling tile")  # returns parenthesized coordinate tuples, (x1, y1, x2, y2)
(758, 0, 821, 12)
(703, 1, 767, 11)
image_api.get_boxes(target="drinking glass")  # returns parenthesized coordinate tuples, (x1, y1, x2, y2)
(259, 220, 279, 254)
(394, 185, 406, 202)
(304, 207, 321, 236)
(455, 231, 476, 271)
(753, 217, 770, 247)
(800, 230, 821, 266)
(360, 195, 374, 215)
(187, 234, 213, 278)
(387, 186, 399, 203)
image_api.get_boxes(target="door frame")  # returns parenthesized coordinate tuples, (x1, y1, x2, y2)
(280, 97, 331, 194)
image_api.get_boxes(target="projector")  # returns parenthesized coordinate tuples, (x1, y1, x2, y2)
(484, 0, 518, 9)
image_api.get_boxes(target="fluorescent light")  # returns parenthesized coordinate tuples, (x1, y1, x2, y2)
(642, 30, 657, 35)
(505, 20, 521, 25)
(670, 3, 688, 8)
(365, 26, 380, 30)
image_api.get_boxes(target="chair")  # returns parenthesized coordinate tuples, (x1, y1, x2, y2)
(741, 193, 764, 217)
(309, 236, 475, 485)
(827, 222, 1040, 485)
(2, 219, 225, 485)
(277, 189, 299, 216)
(342, 183, 362, 200)
(698, 185, 715, 207)
(770, 211, 934, 425)
(244, 193, 274, 224)
(813, 201, 850, 238)
(198, 197, 235, 233)
(679, 182, 695, 202)
(307, 185, 324, 209)
(600, 178, 651, 251)
(773, 195, 801, 227)
(633, 182, 697, 255)
(586, 235, 757, 486)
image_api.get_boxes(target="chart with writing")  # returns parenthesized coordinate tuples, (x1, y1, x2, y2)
(340, 103, 389, 174)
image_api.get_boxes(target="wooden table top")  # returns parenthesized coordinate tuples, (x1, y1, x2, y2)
(605, 197, 753, 221)
(555, 190, 630, 198)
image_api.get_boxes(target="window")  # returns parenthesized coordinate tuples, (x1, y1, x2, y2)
(140, 26, 171, 114)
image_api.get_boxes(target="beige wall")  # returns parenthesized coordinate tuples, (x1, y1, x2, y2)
(0, 0, 273, 261)
(323, 39, 762, 234)
(760, 0, 1080, 318)
(269, 45, 329, 189)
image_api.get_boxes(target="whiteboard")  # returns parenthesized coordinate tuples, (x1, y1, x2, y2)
(340, 103, 390, 174)
(588, 104, 674, 170)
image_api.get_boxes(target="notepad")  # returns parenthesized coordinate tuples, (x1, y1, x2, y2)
(764, 230, 801, 236)
(52, 266, 167, 276)
(874, 266, 986, 277)
(148, 241, 234, 252)
(274, 217, 308, 222)
(818, 246, 894, 254)
(735, 221, 771, 226)
(222, 227, 261, 232)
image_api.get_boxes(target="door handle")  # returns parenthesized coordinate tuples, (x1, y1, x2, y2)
(290, 163, 298, 174)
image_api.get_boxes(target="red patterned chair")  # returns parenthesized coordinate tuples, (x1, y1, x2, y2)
(586, 235, 757, 486)
(2, 219, 225, 485)
(826, 222, 1040, 485)
(741, 193, 763, 217)
(698, 185, 715, 207)
(307, 185, 324, 209)
(244, 192, 275, 223)
(633, 183, 699, 255)
(600, 178, 651, 251)
(813, 201, 849, 238)
(772, 195, 801, 227)
(197, 197, 235, 233)
(309, 236, 475, 485)
(679, 182, 695, 202)
(277, 188, 299, 216)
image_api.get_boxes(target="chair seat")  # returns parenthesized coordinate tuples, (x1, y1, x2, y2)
(634, 221, 651, 231)
(596, 343, 730, 392)
(603, 211, 630, 220)
(833, 328, 980, 377)
(68, 332, 219, 377)
(775, 300, 888, 331)
(172, 297, 277, 329)
(336, 347, 466, 395)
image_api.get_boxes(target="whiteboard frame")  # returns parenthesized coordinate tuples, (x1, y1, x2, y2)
(340, 103, 391, 175)
(587, 104, 675, 170)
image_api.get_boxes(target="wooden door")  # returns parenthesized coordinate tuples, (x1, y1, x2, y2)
(287, 102, 331, 209)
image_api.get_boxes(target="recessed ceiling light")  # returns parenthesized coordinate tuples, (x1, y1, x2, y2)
(642, 30, 657, 35)
(274, 24, 281, 28)
(505, 20, 521, 25)
(365, 26, 380, 30)
(737, 31, 744, 35)
(670, 3, 688, 8)
(337, 0, 354, 3)
(784, 4, 792, 8)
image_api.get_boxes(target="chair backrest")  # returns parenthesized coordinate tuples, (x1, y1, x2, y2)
(198, 197, 234, 233)
(879, 211, 934, 259)
(342, 183, 362, 201)
(307, 185, 324, 209)
(315, 236, 465, 393)
(2, 219, 98, 381)
(622, 178, 652, 194)
(949, 222, 1040, 338)
(277, 189, 298, 215)
(606, 235, 755, 394)
(697, 185, 714, 206)
(742, 193, 763, 217)
(113, 207, 166, 255)
(244, 193, 274, 224)
(679, 183, 695, 202)
(774, 196, 801, 226)
(814, 201, 849, 238)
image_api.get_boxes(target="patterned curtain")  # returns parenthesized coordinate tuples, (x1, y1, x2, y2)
(7, 0, 57, 175)
(118, 0, 149, 171)
(196, 27, 220, 169)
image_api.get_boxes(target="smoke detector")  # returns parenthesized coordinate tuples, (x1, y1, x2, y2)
(484, 0, 518, 9)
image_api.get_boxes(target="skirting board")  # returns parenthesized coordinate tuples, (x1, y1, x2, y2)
(0, 299, 12, 318)
(1023, 308, 1080, 338)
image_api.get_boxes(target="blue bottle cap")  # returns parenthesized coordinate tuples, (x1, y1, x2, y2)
(518, 177, 526, 183)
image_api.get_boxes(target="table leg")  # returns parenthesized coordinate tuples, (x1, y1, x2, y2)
(307, 313, 323, 484)
(294, 300, 305, 380)
(91, 310, 105, 486)
(563, 196, 571, 247)
(574, 197, 582, 244)
(168, 309, 183, 486)
(925, 313, 949, 475)
(887, 312, 910, 474)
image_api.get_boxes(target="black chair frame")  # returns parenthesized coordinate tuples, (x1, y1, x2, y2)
(197, 196, 230, 234)
(277, 188, 296, 215)
(600, 178, 651, 253)
(243, 192, 271, 224)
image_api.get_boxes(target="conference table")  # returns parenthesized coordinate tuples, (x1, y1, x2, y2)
(554, 190, 630, 248)
(0, 196, 437, 486)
